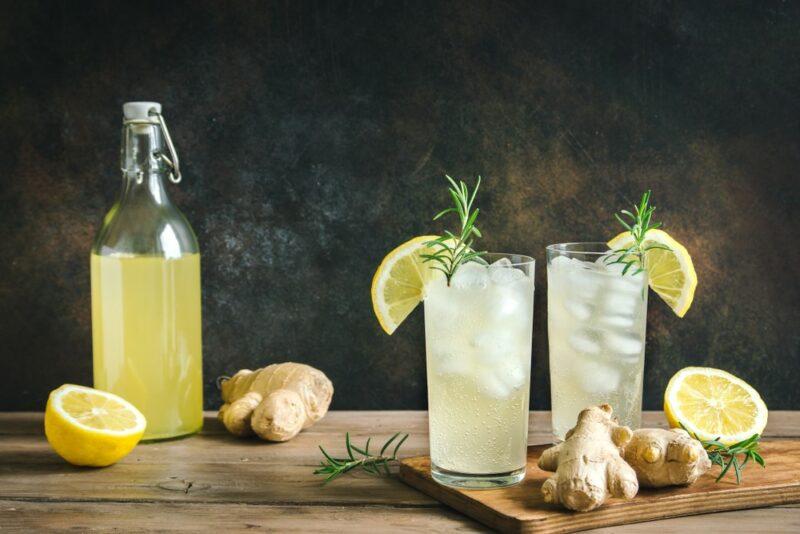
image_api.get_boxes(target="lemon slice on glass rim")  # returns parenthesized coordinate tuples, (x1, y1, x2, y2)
(608, 228, 697, 317)
(371, 235, 442, 335)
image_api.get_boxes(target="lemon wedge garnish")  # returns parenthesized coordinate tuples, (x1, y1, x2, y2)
(608, 229, 697, 317)
(45, 384, 146, 467)
(664, 367, 768, 445)
(371, 235, 442, 334)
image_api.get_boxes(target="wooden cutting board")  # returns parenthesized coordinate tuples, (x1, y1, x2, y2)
(399, 440, 800, 533)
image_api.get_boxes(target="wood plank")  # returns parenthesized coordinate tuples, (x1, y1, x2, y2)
(0, 500, 489, 533)
(399, 441, 800, 533)
(0, 459, 434, 505)
(593, 504, 800, 533)
(0, 500, 797, 533)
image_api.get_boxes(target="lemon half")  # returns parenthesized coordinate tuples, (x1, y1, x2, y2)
(45, 384, 146, 467)
(664, 367, 768, 445)
(608, 229, 697, 317)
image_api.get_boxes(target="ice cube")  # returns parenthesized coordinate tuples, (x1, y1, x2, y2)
(602, 292, 639, 313)
(598, 314, 635, 329)
(495, 355, 528, 390)
(605, 275, 645, 296)
(603, 331, 644, 356)
(564, 299, 592, 321)
(489, 258, 526, 285)
(477, 371, 513, 399)
(568, 329, 602, 355)
(485, 279, 533, 325)
(576, 359, 621, 394)
(549, 255, 573, 269)
(491, 267, 526, 285)
(434, 351, 473, 377)
(490, 257, 514, 269)
(603, 262, 646, 294)
(594, 252, 616, 266)
(451, 261, 489, 290)
(471, 331, 511, 366)
(567, 268, 604, 299)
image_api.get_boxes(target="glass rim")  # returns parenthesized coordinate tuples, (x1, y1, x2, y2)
(545, 242, 612, 256)
(478, 252, 536, 266)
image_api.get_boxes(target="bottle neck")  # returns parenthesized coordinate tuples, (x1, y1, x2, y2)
(120, 121, 171, 205)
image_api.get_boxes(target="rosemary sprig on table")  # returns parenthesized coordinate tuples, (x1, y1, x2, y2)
(681, 424, 766, 484)
(606, 190, 670, 275)
(421, 175, 487, 285)
(314, 432, 409, 484)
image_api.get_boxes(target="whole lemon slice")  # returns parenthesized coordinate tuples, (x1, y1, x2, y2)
(45, 384, 146, 467)
(608, 228, 697, 317)
(371, 235, 441, 334)
(664, 367, 768, 445)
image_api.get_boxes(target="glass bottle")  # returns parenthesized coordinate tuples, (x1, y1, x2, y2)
(91, 102, 203, 440)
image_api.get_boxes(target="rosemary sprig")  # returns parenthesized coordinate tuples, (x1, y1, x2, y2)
(680, 423, 766, 484)
(314, 432, 409, 484)
(606, 190, 670, 275)
(421, 175, 487, 285)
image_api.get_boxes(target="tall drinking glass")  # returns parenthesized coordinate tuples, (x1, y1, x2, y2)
(424, 253, 535, 488)
(546, 243, 647, 441)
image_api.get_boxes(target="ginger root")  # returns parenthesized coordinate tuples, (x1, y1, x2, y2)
(623, 427, 711, 487)
(538, 404, 639, 512)
(218, 362, 333, 442)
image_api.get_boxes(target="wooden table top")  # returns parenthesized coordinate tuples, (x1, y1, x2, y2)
(1, 411, 798, 532)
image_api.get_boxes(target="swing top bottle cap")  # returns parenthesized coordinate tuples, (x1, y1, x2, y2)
(123, 102, 161, 120)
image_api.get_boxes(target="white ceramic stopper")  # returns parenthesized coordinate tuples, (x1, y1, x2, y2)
(123, 101, 161, 120)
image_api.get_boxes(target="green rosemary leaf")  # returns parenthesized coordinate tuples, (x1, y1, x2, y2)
(421, 175, 486, 285)
(380, 432, 400, 456)
(420, 255, 450, 268)
(318, 445, 341, 467)
(615, 213, 632, 231)
(717, 456, 735, 482)
(315, 432, 410, 484)
(433, 207, 456, 220)
(680, 423, 765, 484)
(609, 190, 669, 277)
(393, 433, 409, 457)
(345, 432, 356, 461)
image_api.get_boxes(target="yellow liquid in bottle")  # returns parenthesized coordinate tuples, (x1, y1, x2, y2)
(91, 253, 203, 440)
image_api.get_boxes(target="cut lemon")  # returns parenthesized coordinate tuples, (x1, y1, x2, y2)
(371, 235, 441, 334)
(608, 229, 697, 317)
(664, 367, 768, 445)
(45, 384, 146, 467)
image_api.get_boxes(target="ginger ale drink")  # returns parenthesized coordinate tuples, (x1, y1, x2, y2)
(546, 243, 647, 440)
(424, 255, 535, 488)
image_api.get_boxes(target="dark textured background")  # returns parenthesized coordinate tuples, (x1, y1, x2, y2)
(1, 0, 798, 411)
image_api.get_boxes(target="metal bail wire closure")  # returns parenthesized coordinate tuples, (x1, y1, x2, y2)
(148, 107, 182, 183)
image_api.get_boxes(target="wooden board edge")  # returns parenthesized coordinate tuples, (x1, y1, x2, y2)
(398, 462, 800, 534)
(530, 485, 800, 534)
(398, 462, 526, 533)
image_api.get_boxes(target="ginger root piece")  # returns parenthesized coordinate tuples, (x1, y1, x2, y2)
(623, 427, 711, 487)
(538, 404, 638, 512)
(218, 362, 333, 442)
